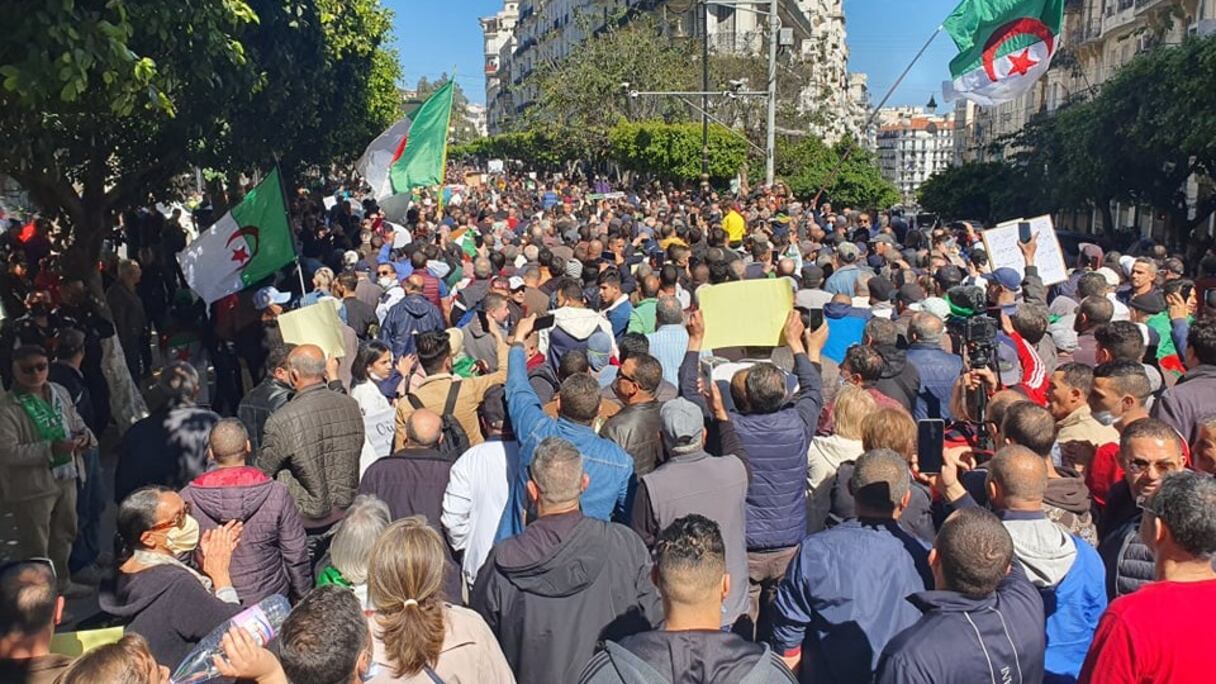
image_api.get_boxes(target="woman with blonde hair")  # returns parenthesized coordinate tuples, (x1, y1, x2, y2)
(853, 407, 936, 543)
(366, 516, 514, 683)
(806, 385, 876, 532)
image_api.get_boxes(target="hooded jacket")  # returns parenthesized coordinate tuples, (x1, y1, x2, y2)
(875, 562, 1046, 684)
(1000, 511, 1107, 683)
(1043, 476, 1099, 547)
(179, 466, 311, 604)
(872, 343, 920, 413)
(579, 630, 797, 684)
(822, 302, 869, 365)
(541, 306, 616, 370)
(471, 512, 661, 684)
(379, 293, 444, 359)
(99, 565, 242, 668)
(805, 434, 864, 534)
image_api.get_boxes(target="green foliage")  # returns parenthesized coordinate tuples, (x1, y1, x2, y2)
(608, 121, 746, 182)
(450, 129, 568, 170)
(916, 162, 1046, 223)
(771, 137, 898, 209)
(414, 75, 479, 146)
(0, 0, 401, 262)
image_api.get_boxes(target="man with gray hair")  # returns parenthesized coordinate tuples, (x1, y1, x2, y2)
(472, 436, 660, 684)
(114, 360, 219, 502)
(105, 257, 146, 381)
(645, 296, 688, 387)
(630, 396, 751, 629)
(905, 311, 963, 421)
(1081, 470, 1216, 681)
(450, 256, 495, 326)
(770, 448, 933, 681)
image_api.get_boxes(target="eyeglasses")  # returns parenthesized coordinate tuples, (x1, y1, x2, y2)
(148, 501, 191, 532)
(18, 362, 48, 373)
(1125, 458, 1181, 476)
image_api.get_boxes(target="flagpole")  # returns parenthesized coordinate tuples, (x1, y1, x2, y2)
(811, 25, 944, 208)
(271, 158, 309, 296)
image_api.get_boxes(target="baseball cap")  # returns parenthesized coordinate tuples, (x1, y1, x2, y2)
(478, 384, 510, 430)
(871, 233, 897, 247)
(660, 397, 705, 447)
(991, 267, 1022, 293)
(1096, 266, 1121, 288)
(897, 281, 927, 306)
(921, 296, 950, 320)
(354, 260, 371, 273)
(508, 276, 526, 291)
(836, 242, 859, 263)
(1129, 291, 1166, 315)
(934, 265, 963, 288)
(801, 264, 825, 287)
(586, 331, 613, 372)
(253, 286, 291, 310)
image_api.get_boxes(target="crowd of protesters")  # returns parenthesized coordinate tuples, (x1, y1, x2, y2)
(2, 167, 1216, 683)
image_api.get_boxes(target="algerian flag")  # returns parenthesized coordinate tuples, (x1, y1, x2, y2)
(942, 0, 1065, 106)
(177, 168, 295, 303)
(356, 117, 412, 200)
(389, 80, 455, 194)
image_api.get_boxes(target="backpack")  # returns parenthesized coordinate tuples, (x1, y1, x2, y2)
(406, 380, 470, 459)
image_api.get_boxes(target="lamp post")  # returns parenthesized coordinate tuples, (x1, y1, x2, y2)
(926, 94, 938, 115)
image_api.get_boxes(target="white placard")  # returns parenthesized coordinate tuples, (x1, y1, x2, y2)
(487, 159, 504, 173)
(364, 405, 396, 458)
(981, 214, 1068, 286)
(322, 196, 338, 211)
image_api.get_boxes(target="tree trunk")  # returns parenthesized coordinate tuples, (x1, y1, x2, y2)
(64, 205, 111, 300)
(1099, 199, 1115, 237)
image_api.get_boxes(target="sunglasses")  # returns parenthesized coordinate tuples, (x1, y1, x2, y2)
(19, 362, 48, 373)
(148, 501, 191, 532)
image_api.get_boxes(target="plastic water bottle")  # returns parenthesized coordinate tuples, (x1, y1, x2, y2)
(171, 594, 291, 684)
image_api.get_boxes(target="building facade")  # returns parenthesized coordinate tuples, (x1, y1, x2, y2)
(480, 0, 869, 142)
(876, 108, 955, 208)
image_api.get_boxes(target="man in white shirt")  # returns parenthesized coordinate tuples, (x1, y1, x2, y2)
(441, 386, 520, 590)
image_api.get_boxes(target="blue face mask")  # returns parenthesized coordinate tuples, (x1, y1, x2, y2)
(359, 661, 381, 683)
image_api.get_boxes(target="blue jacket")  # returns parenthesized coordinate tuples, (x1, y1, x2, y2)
(822, 302, 870, 365)
(680, 350, 822, 550)
(379, 293, 444, 359)
(497, 345, 635, 541)
(1042, 535, 1107, 683)
(905, 342, 963, 421)
(770, 520, 932, 683)
(603, 299, 633, 340)
(823, 265, 861, 296)
(876, 562, 1046, 684)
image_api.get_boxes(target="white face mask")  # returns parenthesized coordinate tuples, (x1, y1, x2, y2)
(1092, 410, 1117, 427)
(378, 276, 396, 290)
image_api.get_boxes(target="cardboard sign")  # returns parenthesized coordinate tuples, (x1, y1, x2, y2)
(981, 214, 1068, 286)
(698, 279, 794, 350)
(278, 301, 347, 359)
(363, 405, 396, 458)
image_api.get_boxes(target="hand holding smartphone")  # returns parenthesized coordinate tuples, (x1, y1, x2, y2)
(916, 419, 945, 474)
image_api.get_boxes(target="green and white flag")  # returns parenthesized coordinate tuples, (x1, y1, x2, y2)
(943, 0, 1065, 106)
(177, 168, 295, 303)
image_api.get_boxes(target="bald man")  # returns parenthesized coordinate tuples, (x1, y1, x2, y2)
(358, 408, 462, 599)
(182, 418, 312, 603)
(257, 343, 364, 564)
(964, 446, 1107, 682)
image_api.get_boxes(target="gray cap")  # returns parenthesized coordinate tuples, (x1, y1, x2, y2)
(660, 397, 704, 449)
(836, 241, 859, 263)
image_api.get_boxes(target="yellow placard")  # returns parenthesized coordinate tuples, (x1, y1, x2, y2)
(698, 279, 794, 350)
(278, 300, 347, 359)
(50, 627, 124, 656)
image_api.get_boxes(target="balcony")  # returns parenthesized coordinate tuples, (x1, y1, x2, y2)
(1134, 0, 1168, 12)
(1102, 1, 1136, 34)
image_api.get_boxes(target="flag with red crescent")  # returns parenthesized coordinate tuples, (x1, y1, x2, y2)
(942, 0, 1065, 106)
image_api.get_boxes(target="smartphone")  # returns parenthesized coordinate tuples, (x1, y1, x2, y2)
(601, 250, 616, 262)
(1018, 221, 1032, 244)
(477, 309, 489, 331)
(651, 252, 665, 269)
(916, 419, 946, 474)
(533, 313, 556, 331)
(699, 360, 714, 392)
(1181, 284, 1194, 303)
(771, 249, 781, 263)
(809, 308, 824, 330)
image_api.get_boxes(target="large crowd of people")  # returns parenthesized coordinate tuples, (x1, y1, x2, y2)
(2, 167, 1216, 683)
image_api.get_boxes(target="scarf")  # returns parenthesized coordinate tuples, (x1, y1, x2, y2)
(13, 388, 76, 480)
(132, 549, 213, 592)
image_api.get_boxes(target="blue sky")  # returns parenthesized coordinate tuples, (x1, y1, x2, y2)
(385, 0, 959, 112)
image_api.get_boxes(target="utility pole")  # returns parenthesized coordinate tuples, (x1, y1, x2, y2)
(765, 0, 778, 186)
(701, 0, 710, 188)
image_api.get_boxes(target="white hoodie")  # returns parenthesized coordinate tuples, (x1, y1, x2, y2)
(806, 434, 864, 534)
(538, 306, 617, 357)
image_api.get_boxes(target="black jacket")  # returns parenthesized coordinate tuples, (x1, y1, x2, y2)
(114, 406, 220, 504)
(357, 446, 462, 601)
(471, 511, 661, 684)
(872, 343, 920, 413)
(579, 630, 797, 683)
(1097, 480, 1154, 599)
(600, 401, 664, 476)
(237, 377, 293, 452)
(99, 564, 241, 668)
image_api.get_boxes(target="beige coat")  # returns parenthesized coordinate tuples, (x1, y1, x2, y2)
(393, 339, 508, 451)
(0, 382, 95, 503)
(367, 604, 515, 683)
(1056, 406, 1119, 450)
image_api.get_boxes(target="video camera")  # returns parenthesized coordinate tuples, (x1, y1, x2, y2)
(944, 285, 999, 370)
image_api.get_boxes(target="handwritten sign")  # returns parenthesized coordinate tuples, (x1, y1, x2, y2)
(364, 405, 396, 458)
(278, 301, 347, 359)
(981, 214, 1069, 286)
(699, 279, 794, 350)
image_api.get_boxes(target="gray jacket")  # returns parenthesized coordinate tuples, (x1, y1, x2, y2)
(256, 383, 364, 521)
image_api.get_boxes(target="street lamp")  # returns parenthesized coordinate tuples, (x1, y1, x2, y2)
(926, 94, 938, 115)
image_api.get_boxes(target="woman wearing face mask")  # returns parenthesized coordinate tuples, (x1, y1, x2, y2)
(100, 486, 244, 668)
(351, 341, 414, 475)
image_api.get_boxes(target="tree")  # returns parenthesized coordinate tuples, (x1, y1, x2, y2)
(608, 121, 747, 182)
(770, 137, 898, 209)
(0, 0, 402, 274)
(414, 75, 479, 146)
(916, 162, 1049, 223)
